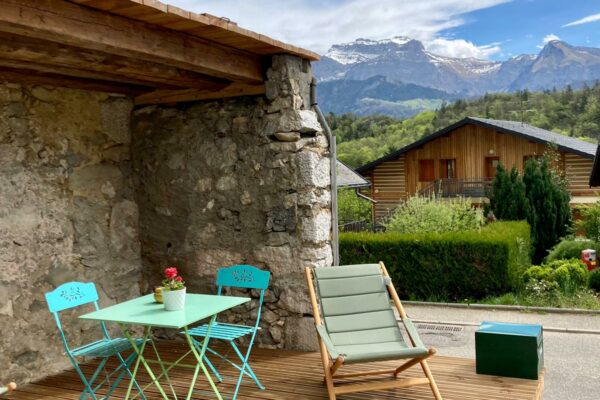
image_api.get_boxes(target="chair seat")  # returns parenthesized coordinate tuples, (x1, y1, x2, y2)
(186, 323, 256, 341)
(71, 338, 143, 358)
(335, 341, 429, 364)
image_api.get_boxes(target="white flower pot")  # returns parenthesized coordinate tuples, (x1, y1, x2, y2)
(163, 287, 186, 311)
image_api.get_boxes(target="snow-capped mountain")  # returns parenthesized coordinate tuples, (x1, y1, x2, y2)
(314, 37, 600, 116)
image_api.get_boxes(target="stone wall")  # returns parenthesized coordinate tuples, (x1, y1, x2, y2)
(132, 55, 332, 349)
(0, 84, 143, 382)
(0, 54, 332, 385)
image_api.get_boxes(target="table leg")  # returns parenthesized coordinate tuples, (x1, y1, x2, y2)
(118, 324, 171, 400)
(183, 314, 222, 400)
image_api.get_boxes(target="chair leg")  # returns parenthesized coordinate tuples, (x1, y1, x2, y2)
(420, 359, 443, 400)
(230, 341, 265, 400)
(69, 356, 98, 400)
(112, 352, 147, 400)
(318, 344, 337, 400)
(191, 337, 224, 382)
(203, 353, 223, 382)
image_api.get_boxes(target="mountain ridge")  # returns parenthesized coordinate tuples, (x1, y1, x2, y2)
(314, 37, 600, 117)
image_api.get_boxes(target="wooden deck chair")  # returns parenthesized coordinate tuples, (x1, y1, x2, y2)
(305, 262, 442, 400)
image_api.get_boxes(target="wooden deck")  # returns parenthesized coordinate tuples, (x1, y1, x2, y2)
(3, 341, 544, 400)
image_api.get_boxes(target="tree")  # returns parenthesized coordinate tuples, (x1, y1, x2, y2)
(489, 147, 572, 263)
(337, 189, 371, 222)
(523, 156, 572, 263)
(489, 164, 529, 220)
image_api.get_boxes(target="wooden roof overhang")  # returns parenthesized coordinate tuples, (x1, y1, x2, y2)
(0, 0, 320, 105)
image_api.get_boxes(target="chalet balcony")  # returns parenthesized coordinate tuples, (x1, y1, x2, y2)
(419, 178, 494, 199)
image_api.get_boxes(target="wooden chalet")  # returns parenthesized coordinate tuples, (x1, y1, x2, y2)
(357, 117, 599, 219)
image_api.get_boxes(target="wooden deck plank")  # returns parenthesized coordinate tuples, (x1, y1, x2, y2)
(3, 341, 544, 400)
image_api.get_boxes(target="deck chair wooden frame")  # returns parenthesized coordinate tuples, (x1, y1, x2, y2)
(305, 262, 442, 400)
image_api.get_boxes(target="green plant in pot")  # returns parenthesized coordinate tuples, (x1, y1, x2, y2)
(162, 267, 186, 311)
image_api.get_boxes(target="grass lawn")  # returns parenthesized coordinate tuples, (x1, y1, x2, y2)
(478, 289, 600, 310)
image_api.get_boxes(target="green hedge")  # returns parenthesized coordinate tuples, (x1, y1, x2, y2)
(545, 239, 598, 263)
(340, 221, 531, 300)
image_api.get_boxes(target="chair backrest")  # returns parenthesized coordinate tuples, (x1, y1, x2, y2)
(45, 282, 108, 351)
(312, 264, 404, 346)
(216, 264, 271, 292)
(216, 265, 270, 334)
(45, 281, 99, 313)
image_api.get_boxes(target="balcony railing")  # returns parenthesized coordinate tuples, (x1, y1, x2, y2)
(419, 178, 493, 198)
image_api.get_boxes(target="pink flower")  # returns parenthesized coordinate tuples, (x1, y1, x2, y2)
(164, 267, 178, 279)
(176, 276, 183, 282)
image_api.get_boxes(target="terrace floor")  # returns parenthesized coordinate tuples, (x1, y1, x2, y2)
(4, 341, 544, 400)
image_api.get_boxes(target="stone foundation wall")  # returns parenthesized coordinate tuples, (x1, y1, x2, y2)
(0, 84, 143, 382)
(132, 55, 332, 349)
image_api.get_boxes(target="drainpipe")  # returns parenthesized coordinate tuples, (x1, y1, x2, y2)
(355, 188, 377, 204)
(310, 77, 339, 266)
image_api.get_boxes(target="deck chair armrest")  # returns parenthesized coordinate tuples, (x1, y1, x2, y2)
(402, 318, 425, 349)
(315, 324, 340, 359)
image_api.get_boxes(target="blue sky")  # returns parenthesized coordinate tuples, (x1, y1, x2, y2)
(445, 0, 600, 60)
(166, 0, 600, 60)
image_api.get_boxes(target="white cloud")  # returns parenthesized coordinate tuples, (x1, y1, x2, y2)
(537, 33, 560, 48)
(542, 34, 560, 43)
(563, 13, 600, 27)
(426, 38, 502, 58)
(164, 0, 510, 56)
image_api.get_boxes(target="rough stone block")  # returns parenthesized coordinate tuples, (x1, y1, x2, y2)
(300, 210, 332, 244)
(296, 151, 330, 188)
(285, 317, 319, 352)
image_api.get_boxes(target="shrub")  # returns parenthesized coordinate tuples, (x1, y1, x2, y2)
(338, 188, 371, 222)
(589, 270, 600, 292)
(339, 221, 531, 300)
(576, 201, 600, 241)
(550, 266, 571, 290)
(546, 238, 598, 262)
(489, 148, 572, 264)
(523, 258, 588, 292)
(523, 155, 572, 263)
(522, 266, 550, 284)
(385, 195, 484, 234)
(489, 164, 529, 220)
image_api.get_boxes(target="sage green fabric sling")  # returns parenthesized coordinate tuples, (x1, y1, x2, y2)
(313, 264, 428, 364)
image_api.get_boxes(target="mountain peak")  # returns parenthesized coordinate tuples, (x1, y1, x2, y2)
(325, 36, 426, 65)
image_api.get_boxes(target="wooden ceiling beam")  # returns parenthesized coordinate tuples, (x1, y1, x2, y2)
(0, 58, 182, 90)
(0, 32, 231, 91)
(135, 83, 266, 105)
(0, 0, 264, 84)
(0, 67, 150, 95)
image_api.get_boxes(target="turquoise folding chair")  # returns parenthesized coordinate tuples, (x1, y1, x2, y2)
(185, 265, 271, 400)
(45, 282, 146, 400)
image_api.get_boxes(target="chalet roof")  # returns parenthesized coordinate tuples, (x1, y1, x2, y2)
(68, 0, 319, 61)
(357, 117, 597, 173)
(337, 160, 370, 188)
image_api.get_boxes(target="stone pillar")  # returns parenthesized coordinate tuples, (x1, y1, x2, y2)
(132, 55, 332, 350)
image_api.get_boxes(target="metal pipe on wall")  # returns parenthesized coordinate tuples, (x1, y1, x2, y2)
(310, 77, 339, 266)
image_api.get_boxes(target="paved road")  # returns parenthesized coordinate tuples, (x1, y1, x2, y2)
(404, 304, 600, 400)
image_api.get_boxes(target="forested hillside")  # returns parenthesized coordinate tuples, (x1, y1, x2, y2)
(331, 83, 600, 168)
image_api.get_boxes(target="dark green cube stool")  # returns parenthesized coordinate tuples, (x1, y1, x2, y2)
(476, 321, 543, 380)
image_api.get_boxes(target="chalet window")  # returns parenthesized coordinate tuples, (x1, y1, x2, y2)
(440, 159, 456, 179)
(419, 159, 435, 182)
(485, 157, 500, 179)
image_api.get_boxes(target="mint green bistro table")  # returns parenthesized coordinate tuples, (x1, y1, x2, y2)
(80, 293, 250, 400)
